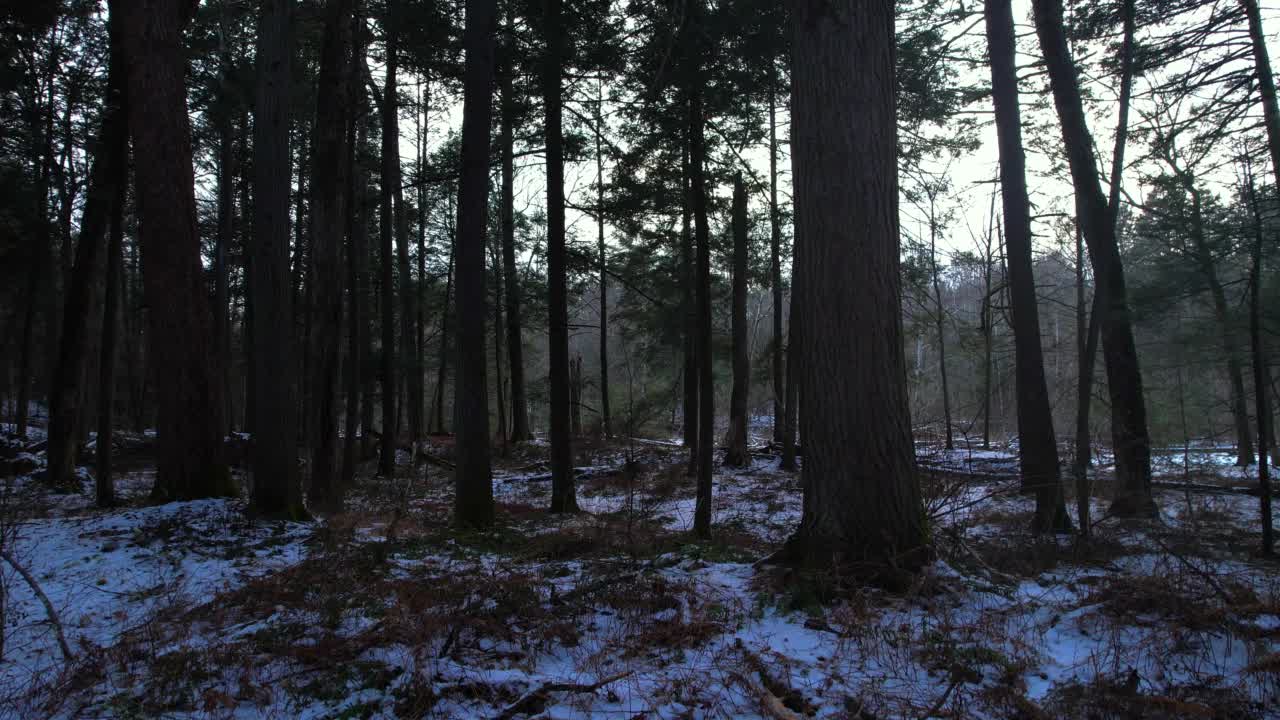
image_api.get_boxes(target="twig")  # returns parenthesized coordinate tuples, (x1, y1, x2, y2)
(1, 548, 73, 663)
(491, 670, 633, 719)
(917, 679, 960, 720)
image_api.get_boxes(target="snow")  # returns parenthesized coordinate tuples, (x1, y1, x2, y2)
(2, 433, 1277, 718)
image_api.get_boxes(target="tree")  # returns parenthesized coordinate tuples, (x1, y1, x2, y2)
(722, 172, 750, 467)
(377, 0, 399, 476)
(768, 68, 784, 446)
(1033, 0, 1156, 518)
(783, 0, 928, 574)
(46, 10, 128, 492)
(594, 78, 612, 439)
(114, 0, 235, 501)
(687, 0, 714, 538)
(544, 0, 577, 513)
(305, 0, 355, 512)
(498, 10, 531, 442)
(985, 0, 1071, 534)
(1241, 0, 1280, 195)
(453, 0, 498, 527)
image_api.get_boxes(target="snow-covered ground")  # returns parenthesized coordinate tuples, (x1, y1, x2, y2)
(1, 432, 1277, 718)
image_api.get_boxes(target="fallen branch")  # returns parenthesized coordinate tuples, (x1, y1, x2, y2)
(1, 548, 73, 663)
(492, 671, 633, 720)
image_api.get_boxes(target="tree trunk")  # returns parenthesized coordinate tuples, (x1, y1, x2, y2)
(545, 0, 577, 513)
(500, 23, 531, 443)
(341, 7, 366, 487)
(595, 80, 611, 439)
(1033, 0, 1156, 518)
(723, 173, 750, 468)
(47, 15, 129, 492)
(453, 0, 498, 527)
(928, 192, 954, 452)
(378, 7, 399, 475)
(986, 0, 1071, 533)
(1241, 0, 1280, 195)
(768, 78, 784, 446)
(415, 80, 428, 446)
(687, 2, 713, 538)
(784, 0, 928, 575)
(394, 59, 420, 445)
(115, 0, 235, 501)
(1245, 164, 1273, 555)
(213, 11, 236, 438)
(1180, 178, 1254, 466)
(305, 0, 354, 512)
(98, 146, 126, 509)
(492, 236, 507, 447)
(247, 0, 303, 515)
(433, 230, 454, 432)
(681, 129, 697, 458)
(1075, 0, 1135, 498)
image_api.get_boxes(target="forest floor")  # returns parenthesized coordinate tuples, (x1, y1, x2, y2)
(1, 423, 1278, 719)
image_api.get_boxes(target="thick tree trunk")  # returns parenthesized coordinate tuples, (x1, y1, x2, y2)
(47, 16, 129, 491)
(546, 0, 577, 513)
(986, 0, 1071, 533)
(247, 0, 303, 515)
(784, 0, 928, 575)
(378, 8, 399, 475)
(1033, 0, 1156, 518)
(115, 0, 234, 501)
(500, 31, 531, 443)
(723, 174, 750, 468)
(768, 80, 784, 446)
(453, 0, 498, 527)
(305, 0, 354, 512)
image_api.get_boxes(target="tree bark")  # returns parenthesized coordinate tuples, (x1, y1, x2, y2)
(784, 0, 928, 575)
(986, 0, 1071, 533)
(545, 0, 577, 513)
(1033, 0, 1156, 518)
(115, 0, 235, 502)
(453, 0, 498, 527)
(723, 173, 750, 467)
(305, 0, 354, 512)
(247, 0, 304, 515)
